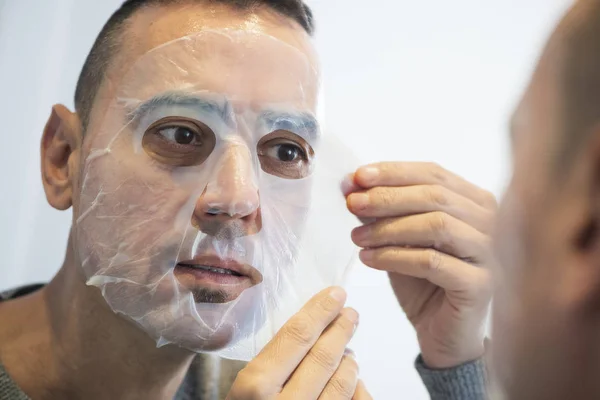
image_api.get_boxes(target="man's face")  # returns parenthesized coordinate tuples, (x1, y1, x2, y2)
(492, 32, 600, 398)
(69, 4, 338, 356)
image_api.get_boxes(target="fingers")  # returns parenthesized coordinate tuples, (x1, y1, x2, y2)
(347, 185, 493, 234)
(317, 352, 360, 400)
(352, 380, 373, 400)
(283, 309, 359, 398)
(351, 162, 497, 210)
(342, 173, 360, 196)
(245, 287, 347, 388)
(359, 246, 490, 294)
(352, 212, 492, 262)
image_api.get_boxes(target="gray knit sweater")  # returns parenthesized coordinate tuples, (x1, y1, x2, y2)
(0, 285, 487, 399)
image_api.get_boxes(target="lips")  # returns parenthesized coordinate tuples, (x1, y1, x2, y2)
(173, 252, 263, 305)
(176, 254, 262, 285)
(180, 264, 242, 276)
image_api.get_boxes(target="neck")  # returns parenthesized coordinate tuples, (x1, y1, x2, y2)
(0, 233, 195, 400)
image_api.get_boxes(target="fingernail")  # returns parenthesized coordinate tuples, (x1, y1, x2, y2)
(329, 286, 347, 302)
(342, 308, 360, 325)
(344, 348, 356, 359)
(349, 193, 369, 211)
(359, 249, 373, 263)
(341, 173, 356, 196)
(358, 167, 379, 184)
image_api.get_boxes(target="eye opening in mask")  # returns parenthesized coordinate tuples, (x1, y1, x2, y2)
(257, 130, 314, 179)
(142, 116, 217, 167)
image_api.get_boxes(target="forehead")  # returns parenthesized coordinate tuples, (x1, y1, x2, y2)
(100, 3, 319, 110)
(127, 3, 315, 57)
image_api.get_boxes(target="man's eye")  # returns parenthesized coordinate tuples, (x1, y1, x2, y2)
(142, 117, 216, 167)
(257, 131, 314, 180)
(266, 143, 306, 162)
(158, 126, 202, 146)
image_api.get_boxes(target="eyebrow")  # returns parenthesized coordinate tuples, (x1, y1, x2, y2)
(127, 91, 233, 123)
(126, 91, 320, 139)
(260, 110, 320, 141)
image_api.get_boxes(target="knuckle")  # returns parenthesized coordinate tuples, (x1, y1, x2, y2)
(329, 378, 356, 399)
(316, 292, 342, 314)
(307, 345, 340, 372)
(333, 313, 357, 334)
(427, 162, 447, 183)
(283, 316, 315, 346)
(426, 185, 449, 207)
(428, 212, 457, 253)
(422, 248, 444, 274)
(329, 361, 359, 398)
(428, 211, 450, 236)
(481, 190, 498, 209)
(230, 368, 270, 400)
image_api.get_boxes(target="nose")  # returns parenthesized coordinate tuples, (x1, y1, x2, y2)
(193, 142, 261, 236)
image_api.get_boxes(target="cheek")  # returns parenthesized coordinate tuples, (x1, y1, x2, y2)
(493, 185, 528, 282)
(74, 152, 193, 275)
(259, 177, 312, 233)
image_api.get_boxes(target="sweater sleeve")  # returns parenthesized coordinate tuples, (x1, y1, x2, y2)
(415, 355, 488, 400)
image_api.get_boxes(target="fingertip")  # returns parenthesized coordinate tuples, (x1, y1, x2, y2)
(344, 347, 357, 359)
(341, 307, 360, 325)
(354, 379, 373, 400)
(329, 286, 347, 302)
(355, 166, 379, 187)
(347, 193, 369, 214)
(342, 172, 359, 196)
(359, 249, 374, 264)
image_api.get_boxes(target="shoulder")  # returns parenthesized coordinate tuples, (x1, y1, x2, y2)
(0, 285, 45, 302)
(0, 284, 46, 349)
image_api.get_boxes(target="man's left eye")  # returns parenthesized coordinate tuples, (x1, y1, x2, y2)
(266, 143, 306, 162)
(158, 126, 201, 145)
(257, 130, 314, 179)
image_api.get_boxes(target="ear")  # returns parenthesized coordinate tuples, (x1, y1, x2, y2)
(574, 132, 600, 252)
(562, 128, 600, 315)
(40, 104, 81, 211)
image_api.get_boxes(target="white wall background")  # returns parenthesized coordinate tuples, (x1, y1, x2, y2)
(0, 0, 572, 398)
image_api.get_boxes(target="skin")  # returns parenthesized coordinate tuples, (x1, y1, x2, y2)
(493, 1, 600, 398)
(346, 163, 495, 369)
(0, 4, 370, 400)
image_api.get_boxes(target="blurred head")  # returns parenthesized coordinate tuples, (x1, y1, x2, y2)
(40, 0, 319, 353)
(493, 0, 600, 397)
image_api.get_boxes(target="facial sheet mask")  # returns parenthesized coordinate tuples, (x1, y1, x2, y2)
(75, 29, 360, 361)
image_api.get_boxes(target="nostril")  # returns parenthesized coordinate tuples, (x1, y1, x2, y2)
(205, 208, 222, 216)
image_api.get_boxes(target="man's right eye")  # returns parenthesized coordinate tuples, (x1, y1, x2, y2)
(142, 117, 216, 167)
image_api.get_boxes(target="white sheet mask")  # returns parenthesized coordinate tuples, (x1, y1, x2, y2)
(75, 29, 360, 361)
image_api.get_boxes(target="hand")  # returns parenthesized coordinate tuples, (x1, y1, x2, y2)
(346, 162, 495, 369)
(227, 287, 372, 400)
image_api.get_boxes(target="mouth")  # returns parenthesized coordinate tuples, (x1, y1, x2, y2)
(173, 254, 262, 303)
(178, 264, 244, 277)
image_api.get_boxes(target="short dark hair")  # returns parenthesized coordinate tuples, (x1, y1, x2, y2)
(74, 0, 314, 131)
